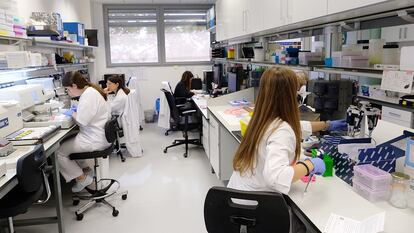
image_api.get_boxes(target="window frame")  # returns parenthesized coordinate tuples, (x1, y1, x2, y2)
(103, 4, 213, 67)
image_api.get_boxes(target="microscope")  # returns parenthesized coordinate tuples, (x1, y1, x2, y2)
(346, 101, 381, 138)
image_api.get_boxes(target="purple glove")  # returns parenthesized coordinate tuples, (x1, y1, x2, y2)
(307, 157, 326, 175)
(328, 119, 347, 131)
(70, 105, 77, 112)
(62, 109, 74, 117)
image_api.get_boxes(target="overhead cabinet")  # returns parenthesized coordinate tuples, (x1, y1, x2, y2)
(381, 24, 414, 42)
(287, 0, 328, 24)
(327, 0, 389, 15)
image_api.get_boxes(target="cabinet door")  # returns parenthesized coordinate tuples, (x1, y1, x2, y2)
(209, 116, 220, 177)
(246, 0, 263, 34)
(327, 0, 389, 14)
(381, 26, 402, 43)
(401, 24, 414, 42)
(288, 0, 327, 24)
(227, 0, 247, 39)
(262, 0, 284, 31)
(202, 117, 210, 159)
(215, 0, 227, 41)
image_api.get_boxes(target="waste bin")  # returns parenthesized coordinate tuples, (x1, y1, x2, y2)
(144, 110, 155, 123)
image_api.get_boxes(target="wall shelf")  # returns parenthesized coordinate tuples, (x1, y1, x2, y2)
(31, 39, 97, 50)
(212, 58, 312, 71)
(0, 35, 32, 43)
(313, 67, 384, 79)
(356, 95, 414, 112)
(0, 63, 92, 78)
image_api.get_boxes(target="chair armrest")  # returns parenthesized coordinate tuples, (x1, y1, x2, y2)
(176, 104, 186, 108)
(182, 109, 196, 115)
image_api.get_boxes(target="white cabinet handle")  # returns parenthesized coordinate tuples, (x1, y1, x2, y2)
(388, 112, 402, 117)
(399, 27, 402, 39)
(404, 27, 408, 39)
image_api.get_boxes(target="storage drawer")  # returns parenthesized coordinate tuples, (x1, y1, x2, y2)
(381, 106, 413, 127)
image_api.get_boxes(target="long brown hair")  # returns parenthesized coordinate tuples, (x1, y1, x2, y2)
(107, 75, 130, 95)
(233, 67, 302, 175)
(62, 71, 107, 100)
(181, 71, 194, 90)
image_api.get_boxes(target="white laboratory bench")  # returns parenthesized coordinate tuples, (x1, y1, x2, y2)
(193, 87, 414, 233)
(0, 126, 77, 233)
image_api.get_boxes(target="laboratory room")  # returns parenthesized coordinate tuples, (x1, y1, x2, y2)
(3, 1, 414, 233)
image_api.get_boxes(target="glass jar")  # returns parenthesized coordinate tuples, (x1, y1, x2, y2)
(389, 172, 410, 209)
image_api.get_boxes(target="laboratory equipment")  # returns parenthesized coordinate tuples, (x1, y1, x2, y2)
(303, 174, 314, 195)
(0, 162, 6, 178)
(0, 138, 14, 157)
(203, 70, 213, 92)
(322, 154, 333, 177)
(212, 64, 224, 88)
(389, 172, 410, 209)
(346, 101, 381, 138)
(0, 84, 47, 110)
(353, 180, 390, 202)
(0, 101, 23, 138)
(5, 125, 60, 146)
(353, 164, 392, 191)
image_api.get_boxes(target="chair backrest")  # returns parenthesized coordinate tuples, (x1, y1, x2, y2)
(16, 145, 46, 193)
(191, 78, 202, 90)
(161, 88, 181, 124)
(204, 186, 290, 233)
(105, 117, 119, 143)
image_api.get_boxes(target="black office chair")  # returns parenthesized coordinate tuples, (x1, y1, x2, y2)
(191, 78, 203, 90)
(112, 115, 126, 162)
(68, 117, 128, 221)
(161, 89, 202, 158)
(204, 186, 291, 233)
(0, 145, 51, 233)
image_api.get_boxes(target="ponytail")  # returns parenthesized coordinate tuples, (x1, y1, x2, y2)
(62, 71, 107, 100)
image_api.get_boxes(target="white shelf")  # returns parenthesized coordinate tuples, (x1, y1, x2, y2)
(213, 58, 312, 71)
(313, 67, 384, 79)
(0, 35, 32, 42)
(31, 39, 97, 50)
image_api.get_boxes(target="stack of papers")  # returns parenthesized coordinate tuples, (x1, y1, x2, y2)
(324, 212, 385, 233)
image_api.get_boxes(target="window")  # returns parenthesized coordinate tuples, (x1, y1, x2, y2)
(104, 5, 212, 66)
(164, 9, 211, 62)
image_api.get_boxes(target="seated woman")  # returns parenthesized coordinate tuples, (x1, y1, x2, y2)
(174, 71, 195, 99)
(58, 71, 111, 193)
(104, 75, 130, 116)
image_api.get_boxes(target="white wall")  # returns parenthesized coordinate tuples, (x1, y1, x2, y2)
(90, 2, 211, 111)
(15, 0, 92, 28)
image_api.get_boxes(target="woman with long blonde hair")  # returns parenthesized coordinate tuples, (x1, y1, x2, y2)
(228, 67, 325, 194)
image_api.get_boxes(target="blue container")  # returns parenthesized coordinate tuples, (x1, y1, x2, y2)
(63, 22, 85, 44)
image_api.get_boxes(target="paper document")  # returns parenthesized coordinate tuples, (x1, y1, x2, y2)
(380, 70, 413, 94)
(323, 212, 385, 233)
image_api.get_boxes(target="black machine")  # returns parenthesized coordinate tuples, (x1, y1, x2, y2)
(242, 47, 254, 59)
(203, 70, 214, 92)
(307, 79, 356, 120)
(85, 29, 98, 47)
(213, 64, 225, 88)
(227, 67, 245, 93)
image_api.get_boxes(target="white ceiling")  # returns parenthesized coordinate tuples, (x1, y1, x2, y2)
(91, 0, 215, 4)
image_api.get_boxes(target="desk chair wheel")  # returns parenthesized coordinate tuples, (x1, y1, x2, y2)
(140, 126, 143, 131)
(76, 213, 84, 221)
(165, 132, 169, 136)
(183, 153, 187, 158)
(112, 208, 119, 217)
(122, 194, 127, 200)
(163, 148, 167, 153)
(73, 199, 80, 206)
(121, 157, 126, 162)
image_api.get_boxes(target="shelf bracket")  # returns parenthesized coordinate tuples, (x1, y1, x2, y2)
(339, 21, 360, 31)
(397, 10, 414, 23)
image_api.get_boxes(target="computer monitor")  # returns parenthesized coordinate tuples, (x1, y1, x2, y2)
(203, 70, 213, 91)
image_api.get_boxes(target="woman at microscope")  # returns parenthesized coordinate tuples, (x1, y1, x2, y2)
(58, 71, 111, 193)
(104, 75, 130, 116)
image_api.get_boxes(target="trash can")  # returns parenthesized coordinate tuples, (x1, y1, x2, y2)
(144, 110, 155, 123)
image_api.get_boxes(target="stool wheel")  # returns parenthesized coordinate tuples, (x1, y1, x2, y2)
(165, 132, 169, 136)
(183, 153, 187, 158)
(122, 194, 127, 200)
(112, 208, 119, 217)
(163, 149, 167, 153)
(76, 213, 84, 221)
(73, 200, 80, 206)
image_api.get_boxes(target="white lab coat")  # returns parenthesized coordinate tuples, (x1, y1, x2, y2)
(127, 77, 144, 126)
(227, 119, 296, 194)
(109, 89, 127, 116)
(157, 81, 172, 129)
(57, 87, 111, 182)
(121, 89, 143, 157)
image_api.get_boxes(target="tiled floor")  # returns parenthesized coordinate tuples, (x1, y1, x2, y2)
(15, 123, 224, 233)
